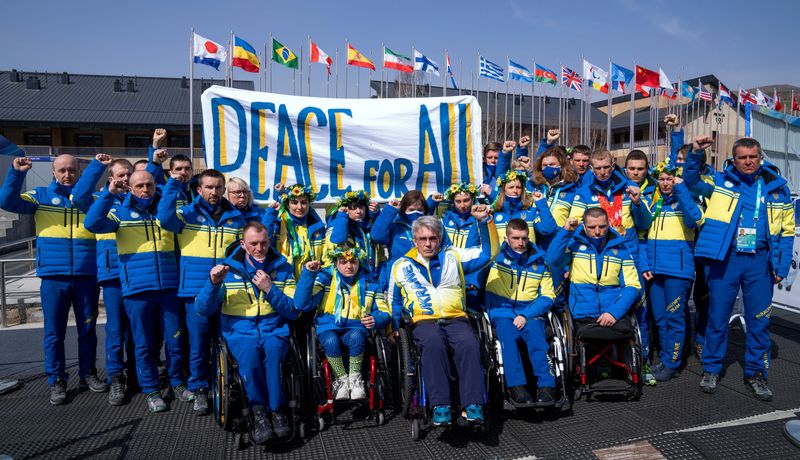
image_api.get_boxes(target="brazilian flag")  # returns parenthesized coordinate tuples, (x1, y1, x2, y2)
(272, 38, 299, 69)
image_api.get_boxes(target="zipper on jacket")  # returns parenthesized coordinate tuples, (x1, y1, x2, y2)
(149, 214, 162, 290)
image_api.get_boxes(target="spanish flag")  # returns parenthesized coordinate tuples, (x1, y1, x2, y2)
(232, 36, 260, 73)
(346, 44, 375, 71)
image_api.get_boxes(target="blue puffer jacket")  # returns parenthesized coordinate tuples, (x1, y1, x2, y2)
(684, 149, 795, 278)
(485, 242, 554, 321)
(641, 182, 704, 280)
(239, 203, 266, 223)
(326, 211, 383, 279)
(0, 167, 97, 277)
(545, 227, 641, 321)
(441, 209, 499, 304)
(72, 159, 127, 282)
(84, 189, 178, 296)
(157, 178, 246, 298)
(493, 196, 557, 245)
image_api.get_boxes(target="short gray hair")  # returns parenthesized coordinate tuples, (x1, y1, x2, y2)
(412, 215, 442, 239)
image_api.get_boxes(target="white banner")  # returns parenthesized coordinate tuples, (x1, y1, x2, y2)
(201, 86, 483, 204)
(773, 227, 800, 312)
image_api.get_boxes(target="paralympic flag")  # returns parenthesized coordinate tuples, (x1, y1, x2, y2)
(193, 33, 227, 70)
(232, 36, 260, 73)
(582, 60, 608, 93)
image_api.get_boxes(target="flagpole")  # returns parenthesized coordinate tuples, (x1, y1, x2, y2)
(531, 60, 536, 140)
(494, 80, 499, 141)
(307, 37, 312, 97)
(380, 43, 384, 98)
(345, 40, 349, 98)
(412, 46, 416, 98)
(335, 48, 339, 98)
(228, 31, 234, 87)
(606, 60, 612, 150)
(459, 58, 463, 96)
(443, 50, 448, 96)
(629, 62, 636, 151)
(504, 56, 509, 140)
(268, 33, 273, 92)
(189, 28, 194, 163)
(299, 45, 304, 96)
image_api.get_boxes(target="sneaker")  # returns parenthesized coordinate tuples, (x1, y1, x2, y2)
(597, 359, 611, 379)
(535, 387, 555, 406)
(508, 385, 533, 404)
(700, 372, 719, 394)
(173, 384, 194, 402)
(252, 406, 274, 445)
(744, 372, 773, 401)
(651, 363, 680, 382)
(108, 375, 126, 406)
(432, 405, 452, 426)
(271, 412, 291, 438)
(80, 373, 109, 393)
(49, 378, 67, 405)
(193, 387, 209, 414)
(643, 363, 657, 386)
(332, 376, 349, 401)
(146, 391, 168, 413)
(349, 374, 366, 400)
(463, 404, 484, 423)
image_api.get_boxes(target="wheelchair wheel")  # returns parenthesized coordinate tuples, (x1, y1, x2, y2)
(212, 340, 236, 431)
(411, 417, 421, 441)
(397, 328, 416, 418)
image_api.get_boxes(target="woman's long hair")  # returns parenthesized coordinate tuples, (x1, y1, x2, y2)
(492, 176, 531, 212)
(530, 146, 578, 186)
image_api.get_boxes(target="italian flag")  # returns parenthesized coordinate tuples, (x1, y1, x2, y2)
(383, 47, 413, 73)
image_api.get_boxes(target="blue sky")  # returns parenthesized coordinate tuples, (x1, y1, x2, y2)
(3, 0, 799, 98)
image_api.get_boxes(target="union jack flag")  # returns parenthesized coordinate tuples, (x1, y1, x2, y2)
(561, 66, 582, 92)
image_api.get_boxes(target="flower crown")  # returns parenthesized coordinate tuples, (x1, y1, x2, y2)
(652, 159, 681, 178)
(445, 183, 479, 201)
(327, 245, 366, 262)
(337, 190, 370, 208)
(496, 170, 526, 188)
(282, 184, 317, 202)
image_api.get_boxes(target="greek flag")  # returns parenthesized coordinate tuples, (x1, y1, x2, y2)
(414, 50, 440, 76)
(479, 56, 504, 82)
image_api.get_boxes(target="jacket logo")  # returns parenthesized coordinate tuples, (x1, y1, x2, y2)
(197, 216, 206, 223)
(724, 181, 733, 188)
(130, 212, 139, 219)
(495, 214, 503, 222)
(612, 249, 618, 255)
(591, 196, 599, 202)
(227, 219, 232, 225)
(761, 197, 765, 203)
(503, 258, 512, 264)
(579, 245, 587, 251)
(51, 197, 60, 205)
(233, 274, 242, 279)
(560, 192, 566, 198)
(532, 264, 538, 270)
(773, 193, 779, 199)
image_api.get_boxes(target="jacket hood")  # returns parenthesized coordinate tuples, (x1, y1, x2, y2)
(722, 160, 787, 192)
(572, 226, 627, 251)
(224, 245, 288, 276)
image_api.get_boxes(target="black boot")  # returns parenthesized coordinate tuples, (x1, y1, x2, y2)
(508, 385, 533, 404)
(272, 412, 291, 438)
(535, 387, 555, 406)
(252, 406, 274, 445)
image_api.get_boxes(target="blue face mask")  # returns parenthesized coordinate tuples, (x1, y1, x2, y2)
(542, 165, 561, 181)
(455, 209, 471, 220)
(505, 195, 522, 208)
(132, 195, 154, 210)
(588, 235, 606, 250)
(485, 164, 497, 176)
(405, 210, 423, 222)
(596, 177, 612, 189)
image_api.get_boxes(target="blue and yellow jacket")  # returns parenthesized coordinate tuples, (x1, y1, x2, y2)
(441, 209, 500, 302)
(485, 242, 554, 322)
(641, 182, 704, 280)
(0, 167, 96, 277)
(684, 149, 795, 278)
(157, 178, 245, 298)
(239, 204, 266, 223)
(389, 219, 494, 327)
(326, 212, 384, 277)
(372, 204, 441, 266)
(194, 246, 299, 338)
(84, 189, 178, 296)
(295, 266, 391, 335)
(493, 196, 558, 244)
(545, 227, 641, 321)
(71, 159, 128, 282)
(262, 207, 326, 280)
(531, 180, 579, 235)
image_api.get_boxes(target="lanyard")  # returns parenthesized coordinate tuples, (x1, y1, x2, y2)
(739, 178, 762, 226)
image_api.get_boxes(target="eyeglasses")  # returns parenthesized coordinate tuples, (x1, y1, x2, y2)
(229, 190, 248, 196)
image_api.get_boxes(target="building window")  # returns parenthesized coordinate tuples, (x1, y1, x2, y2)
(24, 133, 52, 145)
(169, 135, 190, 148)
(76, 134, 102, 147)
(126, 135, 151, 148)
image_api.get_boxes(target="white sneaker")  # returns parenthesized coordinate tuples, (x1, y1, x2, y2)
(332, 376, 350, 400)
(349, 374, 366, 400)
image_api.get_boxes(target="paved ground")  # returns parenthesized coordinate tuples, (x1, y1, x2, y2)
(2, 311, 800, 459)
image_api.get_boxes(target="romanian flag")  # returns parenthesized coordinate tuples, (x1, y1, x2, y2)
(347, 44, 375, 71)
(232, 36, 260, 73)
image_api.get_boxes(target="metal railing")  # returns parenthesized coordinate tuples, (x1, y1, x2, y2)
(1, 258, 36, 328)
(18, 145, 205, 161)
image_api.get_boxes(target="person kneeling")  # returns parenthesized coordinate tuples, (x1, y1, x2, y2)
(196, 222, 301, 444)
(486, 218, 556, 405)
(296, 245, 391, 401)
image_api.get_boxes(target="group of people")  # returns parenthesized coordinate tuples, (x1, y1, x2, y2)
(0, 119, 794, 444)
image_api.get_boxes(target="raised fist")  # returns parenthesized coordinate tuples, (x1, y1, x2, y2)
(693, 136, 713, 152)
(268, 202, 281, 210)
(674, 176, 684, 184)
(431, 193, 444, 202)
(12, 157, 32, 172)
(210, 264, 229, 284)
(305, 260, 321, 272)
(564, 217, 579, 231)
(95, 153, 112, 166)
(169, 169, 184, 181)
(518, 135, 531, 148)
(479, 184, 492, 196)
(274, 183, 285, 192)
(368, 201, 379, 213)
(388, 198, 400, 208)
(152, 128, 167, 149)
(152, 148, 168, 164)
(663, 114, 678, 128)
(530, 190, 544, 201)
(471, 204, 489, 221)
(108, 179, 128, 195)
(547, 129, 560, 144)
(626, 185, 642, 204)
(502, 140, 516, 153)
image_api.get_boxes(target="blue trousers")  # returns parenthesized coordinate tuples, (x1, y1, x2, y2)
(101, 279, 135, 381)
(124, 289, 185, 393)
(494, 317, 555, 388)
(412, 318, 484, 407)
(318, 328, 368, 358)
(41, 276, 99, 385)
(634, 275, 651, 361)
(222, 316, 288, 411)
(648, 275, 692, 370)
(692, 262, 710, 356)
(185, 300, 217, 391)
(703, 249, 773, 378)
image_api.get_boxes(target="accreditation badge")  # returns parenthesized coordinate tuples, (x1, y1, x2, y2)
(735, 225, 757, 253)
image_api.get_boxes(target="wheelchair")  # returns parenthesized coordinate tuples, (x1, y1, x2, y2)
(210, 330, 308, 449)
(485, 310, 572, 413)
(396, 312, 495, 441)
(562, 308, 644, 401)
(305, 326, 391, 430)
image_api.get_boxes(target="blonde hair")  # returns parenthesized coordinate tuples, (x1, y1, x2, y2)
(227, 177, 254, 208)
(492, 177, 532, 212)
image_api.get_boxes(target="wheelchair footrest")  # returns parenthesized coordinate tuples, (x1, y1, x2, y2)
(588, 379, 632, 393)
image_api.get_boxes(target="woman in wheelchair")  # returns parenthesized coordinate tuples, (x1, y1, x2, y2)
(486, 218, 556, 406)
(195, 222, 302, 445)
(389, 211, 493, 427)
(295, 245, 391, 400)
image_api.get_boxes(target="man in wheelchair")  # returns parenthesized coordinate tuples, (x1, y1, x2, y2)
(486, 218, 556, 406)
(295, 244, 392, 401)
(195, 222, 301, 444)
(389, 209, 493, 427)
